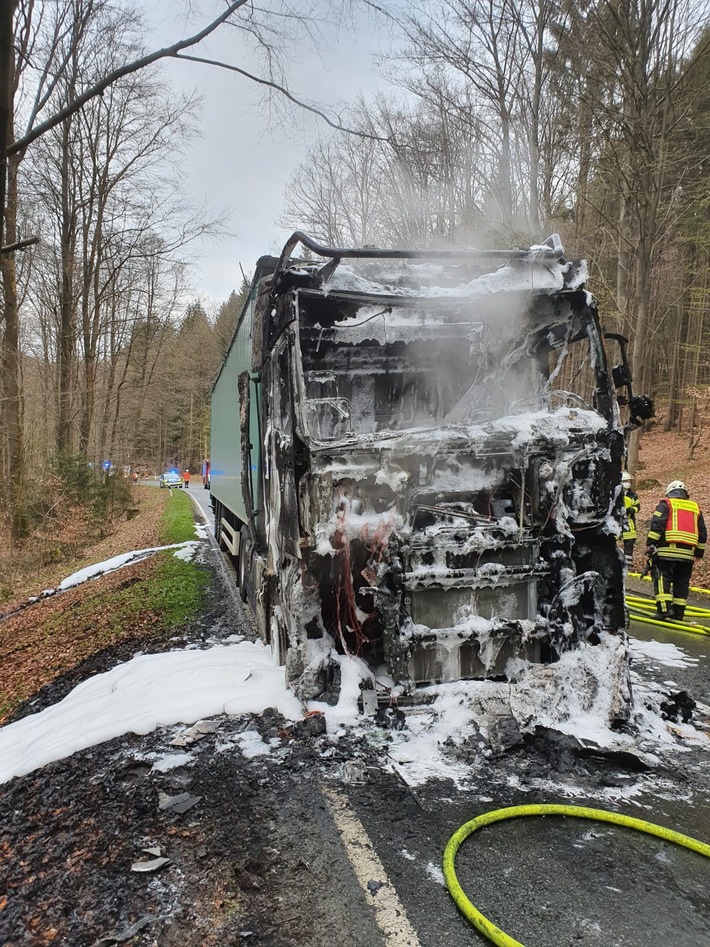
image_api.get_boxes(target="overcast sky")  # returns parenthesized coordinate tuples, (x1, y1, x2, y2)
(145, 1, 395, 306)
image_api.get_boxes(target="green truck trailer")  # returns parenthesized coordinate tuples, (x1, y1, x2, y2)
(209, 232, 651, 712)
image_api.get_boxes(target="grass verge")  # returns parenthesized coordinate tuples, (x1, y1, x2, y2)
(159, 489, 201, 544)
(0, 490, 210, 724)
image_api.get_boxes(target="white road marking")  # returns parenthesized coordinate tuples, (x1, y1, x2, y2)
(323, 786, 422, 947)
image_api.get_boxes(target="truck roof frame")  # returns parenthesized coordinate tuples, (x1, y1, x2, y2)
(274, 230, 565, 283)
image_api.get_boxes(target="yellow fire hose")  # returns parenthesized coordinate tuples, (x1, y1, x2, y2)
(628, 571, 710, 597)
(443, 804, 710, 947)
(626, 594, 710, 618)
(624, 590, 710, 634)
(626, 607, 710, 636)
(624, 569, 710, 633)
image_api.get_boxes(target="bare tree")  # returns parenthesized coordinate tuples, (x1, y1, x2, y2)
(1, 0, 380, 537)
(576, 0, 707, 468)
(0, 0, 245, 536)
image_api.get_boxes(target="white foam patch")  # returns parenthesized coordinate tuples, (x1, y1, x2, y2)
(58, 543, 199, 590)
(173, 542, 199, 562)
(0, 642, 303, 784)
(234, 731, 272, 758)
(151, 752, 194, 772)
(425, 862, 446, 887)
(629, 637, 700, 669)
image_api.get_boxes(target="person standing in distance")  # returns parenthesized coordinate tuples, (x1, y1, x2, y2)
(621, 471, 640, 568)
(645, 480, 707, 621)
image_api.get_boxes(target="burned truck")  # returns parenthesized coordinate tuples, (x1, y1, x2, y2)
(210, 232, 648, 707)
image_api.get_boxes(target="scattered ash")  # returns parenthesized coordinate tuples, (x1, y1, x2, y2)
(0, 709, 384, 947)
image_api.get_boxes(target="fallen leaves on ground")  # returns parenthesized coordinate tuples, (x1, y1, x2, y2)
(0, 486, 178, 725)
(0, 558, 165, 724)
(0, 486, 168, 609)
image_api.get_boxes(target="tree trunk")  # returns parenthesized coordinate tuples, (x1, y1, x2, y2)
(628, 228, 654, 474)
(79, 353, 96, 458)
(0, 1, 23, 538)
(616, 187, 631, 323)
(1, 152, 24, 538)
(57, 119, 76, 454)
(664, 295, 683, 431)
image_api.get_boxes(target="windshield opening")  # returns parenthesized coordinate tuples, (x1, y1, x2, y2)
(298, 293, 604, 441)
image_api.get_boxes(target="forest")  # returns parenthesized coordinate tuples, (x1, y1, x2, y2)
(2, 0, 710, 543)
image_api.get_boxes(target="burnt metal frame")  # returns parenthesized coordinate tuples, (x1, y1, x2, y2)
(274, 231, 565, 284)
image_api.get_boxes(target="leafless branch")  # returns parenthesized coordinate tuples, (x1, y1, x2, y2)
(8, 0, 249, 157)
(1, 236, 39, 254)
(173, 53, 389, 142)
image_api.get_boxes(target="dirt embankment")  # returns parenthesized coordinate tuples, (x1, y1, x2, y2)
(1, 486, 168, 607)
(0, 487, 203, 725)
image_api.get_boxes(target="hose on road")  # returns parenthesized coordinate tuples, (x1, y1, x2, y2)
(624, 590, 710, 635)
(628, 571, 710, 597)
(443, 803, 710, 947)
(626, 594, 710, 619)
(627, 606, 710, 635)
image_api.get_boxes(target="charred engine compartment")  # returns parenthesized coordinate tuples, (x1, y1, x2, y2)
(255, 238, 629, 704)
(289, 431, 625, 698)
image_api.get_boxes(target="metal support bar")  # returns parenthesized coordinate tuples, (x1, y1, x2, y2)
(220, 518, 240, 557)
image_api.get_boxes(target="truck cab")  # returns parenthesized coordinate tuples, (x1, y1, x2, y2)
(210, 234, 648, 714)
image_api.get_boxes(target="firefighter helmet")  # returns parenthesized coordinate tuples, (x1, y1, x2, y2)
(666, 480, 687, 495)
(621, 472, 632, 485)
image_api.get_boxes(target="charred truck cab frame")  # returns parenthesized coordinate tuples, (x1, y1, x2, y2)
(210, 233, 650, 708)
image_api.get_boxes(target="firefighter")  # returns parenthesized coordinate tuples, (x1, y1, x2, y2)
(621, 471, 640, 568)
(645, 480, 707, 621)
(183, 469, 190, 489)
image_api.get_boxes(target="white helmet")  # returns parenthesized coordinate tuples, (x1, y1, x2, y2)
(621, 472, 632, 485)
(666, 480, 687, 494)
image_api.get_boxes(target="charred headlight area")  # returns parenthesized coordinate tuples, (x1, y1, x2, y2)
(528, 433, 625, 652)
(543, 529, 626, 644)
(563, 455, 614, 523)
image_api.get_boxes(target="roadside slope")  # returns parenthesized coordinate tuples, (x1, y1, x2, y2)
(0, 490, 224, 725)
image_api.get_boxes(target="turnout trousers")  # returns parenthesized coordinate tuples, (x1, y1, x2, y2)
(653, 557, 694, 620)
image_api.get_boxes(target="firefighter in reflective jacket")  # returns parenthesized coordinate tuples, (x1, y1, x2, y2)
(621, 471, 640, 567)
(645, 480, 707, 621)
